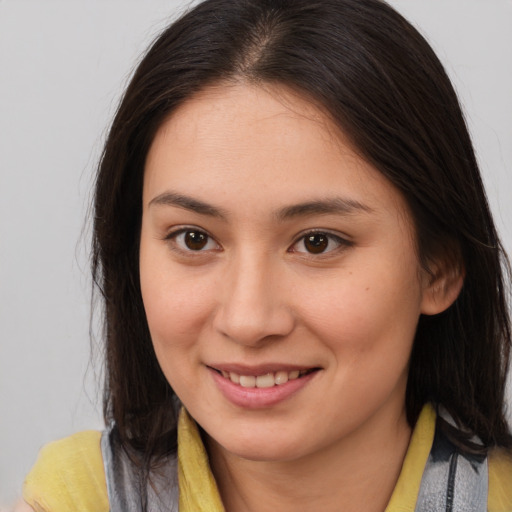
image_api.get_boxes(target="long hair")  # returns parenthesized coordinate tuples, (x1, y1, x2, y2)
(92, 0, 512, 463)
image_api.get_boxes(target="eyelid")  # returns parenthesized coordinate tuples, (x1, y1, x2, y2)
(163, 225, 221, 252)
(289, 229, 352, 255)
(162, 226, 350, 256)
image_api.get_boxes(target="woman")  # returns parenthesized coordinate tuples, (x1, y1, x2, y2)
(19, 0, 512, 510)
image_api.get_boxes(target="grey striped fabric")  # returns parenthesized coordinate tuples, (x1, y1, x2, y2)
(415, 428, 488, 512)
(101, 427, 179, 512)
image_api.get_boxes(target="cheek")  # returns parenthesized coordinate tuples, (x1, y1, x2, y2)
(139, 242, 216, 354)
(140, 271, 216, 396)
(299, 264, 423, 364)
(143, 282, 210, 340)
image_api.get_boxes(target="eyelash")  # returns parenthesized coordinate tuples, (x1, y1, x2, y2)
(164, 227, 221, 253)
(163, 227, 351, 257)
(289, 229, 352, 256)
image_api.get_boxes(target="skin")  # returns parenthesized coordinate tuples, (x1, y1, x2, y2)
(139, 83, 462, 512)
(13, 501, 34, 512)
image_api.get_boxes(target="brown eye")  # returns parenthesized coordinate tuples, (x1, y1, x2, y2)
(184, 230, 209, 250)
(304, 233, 329, 254)
(290, 231, 348, 256)
(167, 228, 219, 252)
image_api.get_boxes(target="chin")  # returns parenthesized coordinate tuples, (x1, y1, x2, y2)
(208, 429, 309, 463)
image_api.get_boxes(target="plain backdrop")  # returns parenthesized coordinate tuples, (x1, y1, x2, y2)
(1, 0, 511, 505)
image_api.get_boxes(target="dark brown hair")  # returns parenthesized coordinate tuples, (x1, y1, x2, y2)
(93, 0, 512, 463)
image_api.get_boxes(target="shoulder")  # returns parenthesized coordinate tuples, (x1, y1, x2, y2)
(488, 446, 512, 512)
(23, 430, 109, 512)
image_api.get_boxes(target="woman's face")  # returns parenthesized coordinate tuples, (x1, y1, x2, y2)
(140, 83, 437, 463)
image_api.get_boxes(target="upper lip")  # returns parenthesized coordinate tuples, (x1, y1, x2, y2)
(207, 363, 319, 376)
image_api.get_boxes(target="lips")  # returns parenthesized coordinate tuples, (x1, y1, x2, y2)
(213, 368, 316, 388)
(208, 364, 320, 408)
(207, 364, 321, 409)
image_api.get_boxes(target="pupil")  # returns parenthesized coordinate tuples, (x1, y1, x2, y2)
(185, 231, 208, 250)
(305, 234, 328, 254)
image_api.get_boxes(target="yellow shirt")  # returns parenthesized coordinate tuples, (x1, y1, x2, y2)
(23, 404, 512, 512)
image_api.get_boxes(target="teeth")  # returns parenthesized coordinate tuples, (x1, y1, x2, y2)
(274, 371, 289, 385)
(221, 369, 310, 388)
(256, 374, 275, 388)
(239, 375, 256, 387)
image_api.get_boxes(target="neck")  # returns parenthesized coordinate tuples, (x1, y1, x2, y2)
(206, 405, 412, 512)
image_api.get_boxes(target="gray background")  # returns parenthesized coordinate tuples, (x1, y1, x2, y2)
(1, 0, 511, 506)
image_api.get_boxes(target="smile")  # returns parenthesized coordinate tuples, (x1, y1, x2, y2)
(207, 365, 320, 408)
(216, 369, 315, 388)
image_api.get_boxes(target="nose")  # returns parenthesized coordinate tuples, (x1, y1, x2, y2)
(212, 252, 295, 347)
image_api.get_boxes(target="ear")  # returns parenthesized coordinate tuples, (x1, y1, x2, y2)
(420, 258, 464, 316)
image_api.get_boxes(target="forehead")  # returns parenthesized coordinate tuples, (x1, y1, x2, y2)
(149, 83, 347, 173)
(157, 83, 339, 141)
(143, 83, 409, 221)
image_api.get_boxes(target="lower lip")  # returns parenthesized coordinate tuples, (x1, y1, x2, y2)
(209, 368, 318, 409)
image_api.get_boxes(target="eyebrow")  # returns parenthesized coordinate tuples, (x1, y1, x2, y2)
(275, 197, 373, 221)
(149, 191, 372, 221)
(149, 191, 229, 219)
